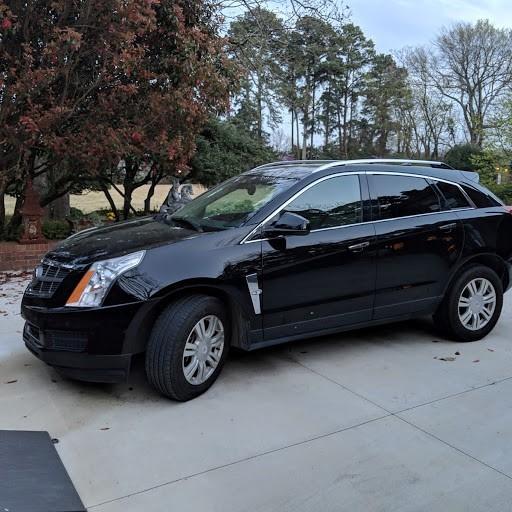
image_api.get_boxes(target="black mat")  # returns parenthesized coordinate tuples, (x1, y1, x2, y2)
(0, 430, 85, 512)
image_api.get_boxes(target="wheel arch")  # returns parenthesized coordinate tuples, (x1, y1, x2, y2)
(444, 253, 510, 298)
(124, 280, 252, 354)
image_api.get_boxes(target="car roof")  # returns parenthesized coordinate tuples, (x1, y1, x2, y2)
(247, 159, 479, 184)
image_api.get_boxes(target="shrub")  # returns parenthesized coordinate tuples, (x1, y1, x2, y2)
(444, 144, 483, 171)
(42, 220, 71, 240)
(69, 207, 85, 220)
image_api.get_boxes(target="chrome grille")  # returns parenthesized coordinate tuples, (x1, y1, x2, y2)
(26, 260, 73, 298)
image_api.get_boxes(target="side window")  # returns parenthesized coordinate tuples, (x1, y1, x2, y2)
(370, 175, 441, 220)
(284, 175, 362, 230)
(462, 184, 502, 208)
(435, 181, 470, 210)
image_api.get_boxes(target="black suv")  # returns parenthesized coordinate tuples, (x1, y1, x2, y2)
(22, 159, 512, 400)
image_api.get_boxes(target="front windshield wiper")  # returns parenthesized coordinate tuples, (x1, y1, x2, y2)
(171, 216, 203, 232)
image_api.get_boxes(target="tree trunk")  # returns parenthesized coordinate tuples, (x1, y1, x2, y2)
(257, 78, 263, 141)
(291, 109, 294, 154)
(6, 194, 24, 237)
(342, 84, 349, 158)
(0, 177, 6, 236)
(144, 172, 162, 214)
(337, 106, 343, 158)
(48, 193, 70, 220)
(122, 187, 133, 220)
(100, 183, 120, 221)
(310, 80, 316, 156)
(301, 119, 308, 160)
(295, 111, 301, 159)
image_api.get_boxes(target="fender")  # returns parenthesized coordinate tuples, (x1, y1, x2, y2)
(123, 278, 256, 354)
(442, 252, 511, 297)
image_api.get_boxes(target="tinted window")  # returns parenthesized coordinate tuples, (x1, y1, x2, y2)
(170, 173, 301, 230)
(370, 175, 441, 220)
(284, 175, 362, 230)
(462, 184, 502, 208)
(435, 181, 470, 210)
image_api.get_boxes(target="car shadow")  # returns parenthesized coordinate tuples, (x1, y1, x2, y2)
(54, 316, 450, 404)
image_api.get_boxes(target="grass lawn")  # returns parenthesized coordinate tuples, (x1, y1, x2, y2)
(4, 184, 206, 215)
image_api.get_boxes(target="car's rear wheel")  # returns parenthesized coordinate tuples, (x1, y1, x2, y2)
(145, 295, 229, 401)
(434, 265, 503, 342)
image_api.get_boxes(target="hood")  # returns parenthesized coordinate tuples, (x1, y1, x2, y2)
(46, 216, 199, 266)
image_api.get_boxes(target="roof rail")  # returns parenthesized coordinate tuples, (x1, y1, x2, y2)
(253, 160, 335, 170)
(253, 159, 453, 171)
(336, 158, 453, 169)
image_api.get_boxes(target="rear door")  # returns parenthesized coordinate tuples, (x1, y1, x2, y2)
(260, 173, 377, 340)
(368, 173, 464, 319)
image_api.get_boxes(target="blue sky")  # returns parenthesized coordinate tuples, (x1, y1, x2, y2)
(349, 0, 512, 52)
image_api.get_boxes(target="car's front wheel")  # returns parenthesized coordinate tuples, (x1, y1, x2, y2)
(434, 265, 503, 342)
(145, 295, 229, 401)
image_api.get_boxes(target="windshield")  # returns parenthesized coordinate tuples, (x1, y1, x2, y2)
(169, 173, 300, 231)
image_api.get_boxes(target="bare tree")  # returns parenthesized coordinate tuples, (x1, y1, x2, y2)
(408, 20, 512, 148)
(399, 48, 455, 158)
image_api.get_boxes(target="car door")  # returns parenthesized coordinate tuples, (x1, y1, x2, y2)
(260, 173, 377, 340)
(368, 173, 464, 320)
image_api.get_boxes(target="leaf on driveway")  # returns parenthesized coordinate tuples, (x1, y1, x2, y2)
(473, 359, 480, 363)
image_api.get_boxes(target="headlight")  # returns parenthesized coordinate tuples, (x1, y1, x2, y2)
(66, 251, 145, 307)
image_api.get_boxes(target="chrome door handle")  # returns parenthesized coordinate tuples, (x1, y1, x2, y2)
(439, 223, 457, 232)
(348, 241, 370, 253)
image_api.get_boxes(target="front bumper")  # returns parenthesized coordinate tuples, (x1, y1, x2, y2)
(21, 301, 148, 383)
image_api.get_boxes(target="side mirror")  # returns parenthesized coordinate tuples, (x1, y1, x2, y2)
(263, 211, 310, 238)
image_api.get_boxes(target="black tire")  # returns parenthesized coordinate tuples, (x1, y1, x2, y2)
(434, 265, 503, 342)
(145, 295, 229, 401)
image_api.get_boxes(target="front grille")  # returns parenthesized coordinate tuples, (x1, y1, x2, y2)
(45, 330, 88, 352)
(23, 323, 88, 352)
(25, 260, 73, 298)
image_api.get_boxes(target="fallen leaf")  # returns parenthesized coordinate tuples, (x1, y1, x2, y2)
(473, 359, 480, 363)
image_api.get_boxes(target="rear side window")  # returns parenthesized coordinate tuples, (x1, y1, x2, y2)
(369, 175, 441, 220)
(462, 185, 503, 208)
(435, 181, 470, 210)
(284, 174, 362, 230)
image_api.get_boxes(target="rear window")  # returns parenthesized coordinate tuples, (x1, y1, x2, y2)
(435, 181, 470, 210)
(369, 175, 441, 220)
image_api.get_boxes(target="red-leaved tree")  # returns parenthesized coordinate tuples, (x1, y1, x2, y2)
(0, 0, 233, 228)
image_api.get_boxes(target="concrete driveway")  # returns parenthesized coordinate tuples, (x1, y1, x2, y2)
(2, 273, 512, 511)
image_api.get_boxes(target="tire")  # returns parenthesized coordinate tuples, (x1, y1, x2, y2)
(434, 265, 503, 342)
(145, 295, 229, 401)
